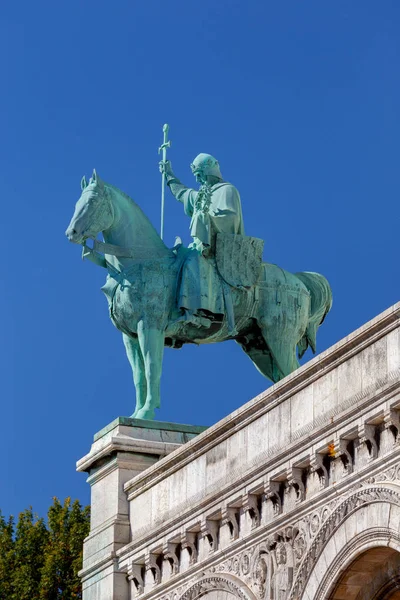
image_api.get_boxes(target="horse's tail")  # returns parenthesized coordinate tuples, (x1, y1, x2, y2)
(295, 271, 333, 358)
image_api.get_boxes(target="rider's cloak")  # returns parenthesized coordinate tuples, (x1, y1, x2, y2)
(177, 182, 245, 316)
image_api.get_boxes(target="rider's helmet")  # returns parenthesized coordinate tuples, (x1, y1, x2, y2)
(190, 154, 223, 182)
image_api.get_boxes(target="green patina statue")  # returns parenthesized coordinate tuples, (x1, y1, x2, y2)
(66, 149, 332, 420)
(160, 153, 246, 333)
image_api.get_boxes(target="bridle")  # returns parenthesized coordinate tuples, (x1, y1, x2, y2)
(80, 184, 172, 271)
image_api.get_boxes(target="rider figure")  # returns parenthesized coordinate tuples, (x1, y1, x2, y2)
(160, 154, 245, 328)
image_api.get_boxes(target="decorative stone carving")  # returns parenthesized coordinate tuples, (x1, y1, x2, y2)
(363, 462, 400, 485)
(333, 437, 354, 474)
(201, 518, 219, 553)
(163, 542, 180, 575)
(289, 485, 400, 600)
(292, 531, 307, 565)
(253, 552, 269, 599)
(145, 553, 161, 586)
(125, 475, 400, 599)
(310, 453, 328, 489)
(242, 493, 261, 529)
(358, 423, 379, 460)
(128, 563, 145, 596)
(241, 552, 251, 576)
(384, 408, 400, 444)
(179, 575, 254, 600)
(181, 531, 198, 565)
(222, 507, 240, 540)
(286, 468, 305, 503)
(265, 481, 282, 515)
(270, 543, 293, 600)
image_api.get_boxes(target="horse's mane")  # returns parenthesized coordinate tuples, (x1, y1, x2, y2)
(105, 181, 161, 239)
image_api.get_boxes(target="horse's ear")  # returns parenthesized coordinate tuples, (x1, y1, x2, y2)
(81, 175, 88, 191)
(90, 168, 102, 187)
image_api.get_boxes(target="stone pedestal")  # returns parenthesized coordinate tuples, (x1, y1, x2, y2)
(77, 418, 207, 600)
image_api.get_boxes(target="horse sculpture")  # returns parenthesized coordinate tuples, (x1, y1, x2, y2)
(66, 170, 332, 419)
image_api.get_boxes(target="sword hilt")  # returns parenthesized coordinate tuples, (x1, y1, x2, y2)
(158, 141, 171, 154)
(158, 123, 171, 154)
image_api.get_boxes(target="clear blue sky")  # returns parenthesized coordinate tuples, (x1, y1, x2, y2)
(0, 1, 399, 519)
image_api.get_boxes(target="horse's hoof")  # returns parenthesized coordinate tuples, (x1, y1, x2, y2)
(135, 407, 155, 420)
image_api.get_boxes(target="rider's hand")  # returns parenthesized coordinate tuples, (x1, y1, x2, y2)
(159, 160, 174, 178)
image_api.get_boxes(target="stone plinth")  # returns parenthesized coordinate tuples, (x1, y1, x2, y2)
(77, 418, 207, 600)
(78, 302, 400, 600)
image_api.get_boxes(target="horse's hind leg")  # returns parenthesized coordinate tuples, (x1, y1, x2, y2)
(267, 335, 300, 381)
(135, 321, 165, 420)
(237, 344, 276, 382)
(122, 333, 147, 418)
(239, 332, 298, 383)
(256, 319, 301, 382)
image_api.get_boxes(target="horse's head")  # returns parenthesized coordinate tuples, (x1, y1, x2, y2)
(65, 169, 114, 244)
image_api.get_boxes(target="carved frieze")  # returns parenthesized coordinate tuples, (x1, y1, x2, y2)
(179, 575, 254, 600)
(289, 485, 400, 600)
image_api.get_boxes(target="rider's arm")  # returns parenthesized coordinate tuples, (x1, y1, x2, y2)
(167, 176, 198, 218)
(161, 160, 191, 203)
(160, 161, 198, 216)
(165, 174, 188, 203)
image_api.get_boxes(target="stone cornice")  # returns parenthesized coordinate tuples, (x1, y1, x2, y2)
(117, 448, 400, 566)
(77, 435, 182, 474)
(124, 303, 400, 496)
(93, 418, 208, 442)
(122, 376, 400, 546)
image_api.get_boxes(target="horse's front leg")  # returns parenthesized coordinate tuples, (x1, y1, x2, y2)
(122, 333, 147, 418)
(135, 321, 165, 420)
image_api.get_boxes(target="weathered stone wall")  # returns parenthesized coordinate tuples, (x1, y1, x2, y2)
(78, 302, 400, 600)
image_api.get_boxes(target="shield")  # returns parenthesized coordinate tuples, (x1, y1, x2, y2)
(216, 233, 264, 288)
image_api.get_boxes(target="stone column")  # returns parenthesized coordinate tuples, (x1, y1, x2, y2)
(77, 417, 206, 600)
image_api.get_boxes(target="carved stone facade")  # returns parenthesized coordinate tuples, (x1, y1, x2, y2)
(78, 302, 400, 600)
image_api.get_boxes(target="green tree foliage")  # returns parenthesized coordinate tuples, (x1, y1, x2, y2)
(0, 513, 15, 599)
(0, 498, 90, 600)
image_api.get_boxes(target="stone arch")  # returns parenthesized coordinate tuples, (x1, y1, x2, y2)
(327, 542, 400, 600)
(289, 484, 400, 600)
(179, 574, 257, 600)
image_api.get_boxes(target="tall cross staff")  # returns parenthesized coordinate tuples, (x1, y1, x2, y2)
(158, 124, 171, 240)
